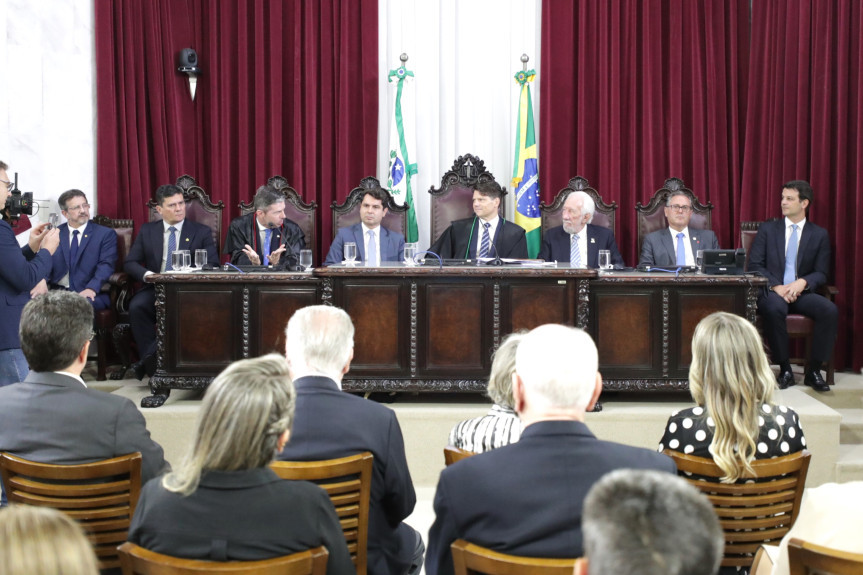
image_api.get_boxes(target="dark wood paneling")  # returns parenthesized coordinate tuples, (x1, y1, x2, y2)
(252, 286, 319, 355)
(592, 290, 656, 370)
(675, 290, 738, 370)
(341, 281, 405, 372)
(505, 280, 576, 332)
(173, 288, 237, 367)
(422, 282, 487, 375)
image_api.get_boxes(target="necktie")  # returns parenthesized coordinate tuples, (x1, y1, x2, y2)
(263, 228, 272, 266)
(784, 224, 799, 285)
(571, 234, 582, 268)
(165, 226, 177, 271)
(367, 230, 378, 266)
(676, 232, 686, 266)
(69, 230, 80, 291)
(479, 222, 491, 258)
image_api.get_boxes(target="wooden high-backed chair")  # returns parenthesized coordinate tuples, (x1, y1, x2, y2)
(444, 446, 476, 466)
(450, 539, 578, 575)
(740, 220, 838, 385)
(271, 452, 373, 575)
(428, 154, 506, 244)
(663, 449, 811, 570)
(635, 177, 713, 257)
(539, 176, 617, 235)
(118, 542, 329, 575)
(148, 175, 225, 255)
(240, 175, 317, 257)
(787, 538, 863, 575)
(331, 176, 408, 238)
(0, 452, 142, 571)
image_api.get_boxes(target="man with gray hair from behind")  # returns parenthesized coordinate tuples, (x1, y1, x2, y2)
(575, 469, 724, 575)
(425, 324, 676, 575)
(277, 305, 423, 575)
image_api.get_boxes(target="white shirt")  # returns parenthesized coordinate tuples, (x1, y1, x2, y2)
(667, 226, 695, 266)
(473, 215, 500, 259)
(784, 216, 806, 253)
(58, 221, 89, 288)
(361, 223, 381, 265)
(570, 230, 589, 268)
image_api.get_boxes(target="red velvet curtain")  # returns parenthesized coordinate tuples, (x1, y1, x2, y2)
(540, 0, 750, 266)
(95, 0, 378, 260)
(741, 0, 863, 370)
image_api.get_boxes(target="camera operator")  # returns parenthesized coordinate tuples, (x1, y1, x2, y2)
(0, 160, 60, 386)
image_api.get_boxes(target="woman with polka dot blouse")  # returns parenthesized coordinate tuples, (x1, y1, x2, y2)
(658, 312, 806, 483)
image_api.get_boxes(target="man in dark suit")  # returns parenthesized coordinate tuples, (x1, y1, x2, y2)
(425, 324, 676, 575)
(325, 187, 405, 265)
(538, 191, 625, 267)
(46, 189, 117, 310)
(223, 184, 305, 267)
(748, 180, 837, 392)
(430, 180, 528, 260)
(125, 184, 218, 380)
(639, 191, 720, 267)
(0, 291, 169, 497)
(0, 159, 60, 386)
(277, 305, 423, 575)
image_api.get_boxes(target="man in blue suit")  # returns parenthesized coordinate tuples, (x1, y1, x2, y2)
(47, 189, 117, 310)
(748, 180, 837, 392)
(125, 184, 218, 381)
(325, 187, 405, 265)
(538, 191, 624, 267)
(0, 160, 60, 386)
(639, 191, 720, 268)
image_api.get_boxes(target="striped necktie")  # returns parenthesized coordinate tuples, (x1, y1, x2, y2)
(479, 223, 491, 258)
(165, 226, 177, 270)
(571, 234, 582, 268)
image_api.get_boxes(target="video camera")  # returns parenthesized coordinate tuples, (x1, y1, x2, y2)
(4, 173, 34, 222)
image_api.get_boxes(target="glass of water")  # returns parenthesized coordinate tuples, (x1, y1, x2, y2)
(195, 249, 208, 270)
(48, 213, 60, 229)
(299, 249, 313, 271)
(598, 249, 612, 270)
(171, 250, 184, 271)
(403, 243, 418, 266)
(344, 242, 357, 265)
(182, 250, 192, 271)
(696, 250, 704, 273)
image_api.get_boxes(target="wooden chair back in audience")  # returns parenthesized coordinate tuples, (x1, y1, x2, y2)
(148, 175, 225, 255)
(635, 177, 713, 257)
(117, 542, 329, 575)
(331, 176, 408, 238)
(450, 539, 578, 575)
(539, 177, 617, 236)
(787, 538, 863, 575)
(663, 449, 811, 570)
(444, 446, 476, 466)
(239, 176, 318, 257)
(0, 451, 142, 571)
(270, 452, 373, 575)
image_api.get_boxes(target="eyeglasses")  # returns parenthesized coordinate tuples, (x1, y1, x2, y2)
(667, 204, 692, 212)
(0, 179, 12, 191)
(65, 203, 90, 213)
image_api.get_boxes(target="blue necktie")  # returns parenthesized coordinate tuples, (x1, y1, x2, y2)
(367, 230, 377, 266)
(69, 230, 80, 291)
(784, 224, 799, 285)
(676, 232, 686, 266)
(263, 228, 272, 266)
(479, 223, 491, 258)
(165, 226, 177, 271)
(571, 234, 582, 268)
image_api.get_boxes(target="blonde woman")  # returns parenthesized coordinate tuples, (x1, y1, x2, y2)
(0, 504, 99, 575)
(127, 354, 354, 574)
(448, 332, 523, 453)
(659, 312, 806, 483)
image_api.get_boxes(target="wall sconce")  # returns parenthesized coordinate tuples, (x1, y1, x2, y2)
(177, 48, 201, 101)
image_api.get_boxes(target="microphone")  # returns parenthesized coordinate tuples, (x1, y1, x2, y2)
(480, 232, 504, 266)
(274, 226, 304, 271)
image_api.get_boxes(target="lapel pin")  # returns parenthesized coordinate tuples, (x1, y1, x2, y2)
(590, 238, 595, 244)
(185, 238, 190, 242)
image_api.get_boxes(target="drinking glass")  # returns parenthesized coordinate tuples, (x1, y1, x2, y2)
(171, 250, 184, 271)
(344, 242, 357, 265)
(195, 249, 208, 269)
(403, 243, 418, 266)
(182, 250, 191, 271)
(696, 250, 704, 273)
(598, 249, 612, 270)
(299, 249, 313, 271)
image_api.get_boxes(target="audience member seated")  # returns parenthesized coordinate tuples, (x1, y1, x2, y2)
(448, 332, 523, 453)
(325, 186, 405, 265)
(124, 184, 219, 380)
(430, 180, 527, 260)
(538, 191, 624, 268)
(659, 312, 806, 483)
(0, 504, 99, 575)
(575, 469, 723, 575)
(277, 306, 424, 575)
(751, 481, 863, 575)
(425, 323, 676, 575)
(224, 184, 305, 267)
(639, 190, 719, 267)
(127, 353, 354, 575)
(0, 291, 169, 497)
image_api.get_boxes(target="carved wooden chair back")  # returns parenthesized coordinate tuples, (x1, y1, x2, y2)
(331, 176, 408, 238)
(148, 175, 225, 254)
(635, 177, 713, 256)
(540, 176, 617, 235)
(239, 176, 318, 256)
